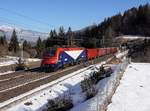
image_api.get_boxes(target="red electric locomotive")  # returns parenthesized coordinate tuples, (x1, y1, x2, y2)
(41, 47, 86, 71)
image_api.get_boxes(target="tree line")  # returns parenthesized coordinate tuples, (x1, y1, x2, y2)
(0, 29, 35, 57)
(0, 27, 74, 58)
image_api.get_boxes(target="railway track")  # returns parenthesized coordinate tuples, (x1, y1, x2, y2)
(0, 54, 113, 104)
(0, 72, 48, 91)
(0, 64, 86, 102)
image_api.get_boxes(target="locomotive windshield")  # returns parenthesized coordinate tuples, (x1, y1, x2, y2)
(44, 48, 56, 57)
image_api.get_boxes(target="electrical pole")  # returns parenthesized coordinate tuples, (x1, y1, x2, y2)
(70, 34, 73, 46)
(19, 30, 24, 60)
(102, 35, 105, 48)
(18, 31, 24, 60)
(20, 38, 24, 60)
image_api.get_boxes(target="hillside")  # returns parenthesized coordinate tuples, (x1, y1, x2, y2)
(131, 46, 150, 62)
(0, 25, 48, 41)
(73, 3, 150, 48)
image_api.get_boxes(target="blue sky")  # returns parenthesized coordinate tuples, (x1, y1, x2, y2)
(0, 0, 149, 32)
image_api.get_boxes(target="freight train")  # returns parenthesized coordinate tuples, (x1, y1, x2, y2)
(41, 47, 117, 71)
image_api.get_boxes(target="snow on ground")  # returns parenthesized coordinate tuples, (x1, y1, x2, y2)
(107, 63, 150, 111)
(69, 64, 120, 111)
(25, 58, 41, 62)
(0, 56, 40, 67)
(117, 35, 150, 40)
(0, 59, 18, 67)
(5, 66, 96, 111)
(0, 56, 19, 67)
(116, 50, 128, 59)
(5, 60, 116, 111)
(6, 64, 118, 111)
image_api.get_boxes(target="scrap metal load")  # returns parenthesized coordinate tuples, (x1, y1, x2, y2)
(41, 47, 118, 72)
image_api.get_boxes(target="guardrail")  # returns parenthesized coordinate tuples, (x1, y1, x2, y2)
(97, 57, 129, 111)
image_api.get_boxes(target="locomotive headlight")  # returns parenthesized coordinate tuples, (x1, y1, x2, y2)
(53, 59, 58, 63)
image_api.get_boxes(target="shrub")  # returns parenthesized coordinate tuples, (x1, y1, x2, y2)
(24, 101, 33, 106)
(86, 85, 98, 99)
(80, 71, 102, 93)
(80, 67, 107, 100)
(47, 95, 73, 111)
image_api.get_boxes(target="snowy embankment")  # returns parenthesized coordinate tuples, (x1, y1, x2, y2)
(0, 57, 18, 67)
(117, 35, 150, 40)
(70, 58, 128, 111)
(69, 65, 118, 111)
(0, 56, 40, 67)
(107, 63, 150, 111)
(116, 50, 128, 59)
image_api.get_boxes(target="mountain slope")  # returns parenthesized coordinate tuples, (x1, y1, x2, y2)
(0, 25, 49, 41)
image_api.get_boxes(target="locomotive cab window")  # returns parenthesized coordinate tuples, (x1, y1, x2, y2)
(44, 48, 57, 57)
(59, 54, 62, 59)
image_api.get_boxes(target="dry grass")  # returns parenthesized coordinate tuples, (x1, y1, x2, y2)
(107, 56, 122, 64)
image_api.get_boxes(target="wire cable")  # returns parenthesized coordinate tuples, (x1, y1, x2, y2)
(0, 7, 54, 28)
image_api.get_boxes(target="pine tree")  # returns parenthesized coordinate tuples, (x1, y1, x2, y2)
(49, 30, 54, 38)
(45, 30, 54, 48)
(8, 29, 19, 52)
(23, 40, 28, 49)
(0, 35, 7, 46)
(0, 36, 4, 45)
(104, 26, 115, 47)
(23, 40, 31, 50)
(45, 37, 51, 48)
(53, 29, 57, 38)
(57, 26, 65, 46)
(67, 27, 72, 46)
(3, 35, 7, 45)
(36, 37, 44, 57)
(58, 26, 65, 38)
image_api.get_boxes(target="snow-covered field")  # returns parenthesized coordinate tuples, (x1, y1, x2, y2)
(107, 63, 150, 111)
(0, 56, 40, 67)
(0, 57, 18, 66)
